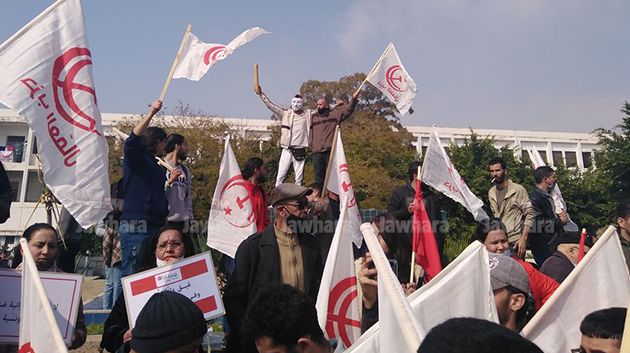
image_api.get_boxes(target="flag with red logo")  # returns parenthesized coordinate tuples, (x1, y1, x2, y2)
(316, 203, 361, 350)
(172, 27, 269, 81)
(206, 136, 258, 257)
(325, 130, 363, 248)
(413, 179, 442, 282)
(421, 129, 488, 222)
(19, 238, 68, 353)
(0, 0, 111, 228)
(365, 43, 417, 116)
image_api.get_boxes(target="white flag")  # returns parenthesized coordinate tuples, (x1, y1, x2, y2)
(173, 27, 269, 81)
(522, 226, 630, 353)
(19, 238, 68, 353)
(365, 43, 417, 116)
(206, 136, 258, 257)
(421, 129, 489, 221)
(361, 223, 423, 353)
(0, 0, 111, 228)
(526, 148, 579, 232)
(316, 203, 362, 350)
(326, 130, 363, 248)
(346, 241, 497, 353)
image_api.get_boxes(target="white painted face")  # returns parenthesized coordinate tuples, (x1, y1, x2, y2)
(291, 97, 303, 111)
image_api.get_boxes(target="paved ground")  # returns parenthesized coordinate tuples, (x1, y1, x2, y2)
(82, 276, 105, 304)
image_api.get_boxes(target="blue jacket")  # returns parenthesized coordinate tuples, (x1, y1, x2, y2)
(120, 132, 168, 228)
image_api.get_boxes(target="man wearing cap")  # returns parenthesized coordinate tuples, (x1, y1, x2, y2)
(224, 183, 323, 353)
(539, 231, 592, 284)
(489, 254, 534, 332)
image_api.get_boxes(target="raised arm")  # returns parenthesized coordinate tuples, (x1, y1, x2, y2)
(133, 100, 162, 136)
(257, 89, 285, 118)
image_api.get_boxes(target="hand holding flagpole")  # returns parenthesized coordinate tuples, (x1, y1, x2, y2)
(254, 63, 261, 94)
(354, 43, 393, 97)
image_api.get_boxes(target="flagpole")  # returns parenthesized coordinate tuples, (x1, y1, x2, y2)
(353, 43, 393, 97)
(410, 166, 421, 284)
(254, 63, 260, 93)
(620, 296, 630, 352)
(158, 24, 192, 101)
(322, 126, 340, 198)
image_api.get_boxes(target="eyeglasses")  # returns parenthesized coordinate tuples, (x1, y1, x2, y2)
(157, 241, 184, 251)
(570, 348, 586, 353)
(283, 199, 311, 210)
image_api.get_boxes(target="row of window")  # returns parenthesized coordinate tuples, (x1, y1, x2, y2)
(5, 171, 44, 203)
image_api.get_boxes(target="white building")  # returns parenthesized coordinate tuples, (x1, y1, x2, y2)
(0, 108, 599, 245)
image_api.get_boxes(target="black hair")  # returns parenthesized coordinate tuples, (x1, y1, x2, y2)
(141, 127, 167, 155)
(505, 285, 536, 332)
(616, 201, 630, 219)
(580, 307, 626, 340)
(243, 284, 328, 350)
(12, 223, 58, 269)
(307, 182, 323, 194)
(139, 225, 195, 270)
(488, 157, 507, 170)
(533, 166, 554, 184)
(241, 157, 264, 180)
(164, 133, 185, 154)
(471, 218, 507, 244)
(371, 213, 412, 283)
(293, 94, 303, 99)
(418, 317, 543, 353)
(408, 161, 422, 181)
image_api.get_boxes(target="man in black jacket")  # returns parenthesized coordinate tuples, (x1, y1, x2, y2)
(0, 161, 12, 224)
(387, 161, 445, 257)
(223, 183, 323, 353)
(529, 166, 569, 266)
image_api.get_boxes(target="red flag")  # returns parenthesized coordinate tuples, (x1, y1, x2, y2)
(578, 228, 587, 263)
(413, 179, 442, 282)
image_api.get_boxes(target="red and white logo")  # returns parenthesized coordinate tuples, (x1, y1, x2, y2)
(18, 343, 35, 353)
(325, 277, 360, 348)
(219, 175, 255, 228)
(203, 45, 228, 65)
(51, 47, 101, 136)
(338, 164, 357, 208)
(385, 64, 407, 92)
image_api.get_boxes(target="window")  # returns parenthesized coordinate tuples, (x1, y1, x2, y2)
(6, 171, 22, 202)
(5, 136, 25, 163)
(582, 152, 593, 168)
(25, 171, 44, 202)
(421, 146, 428, 157)
(521, 151, 531, 165)
(552, 151, 563, 166)
(565, 152, 577, 168)
(538, 151, 548, 164)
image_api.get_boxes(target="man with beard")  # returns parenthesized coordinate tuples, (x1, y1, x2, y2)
(242, 157, 270, 232)
(488, 157, 535, 259)
(530, 166, 570, 266)
(256, 85, 312, 187)
(310, 92, 359, 184)
(163, 134, 193, 234)
(224, 183, 323, 353)
(489, 254, 535, 333)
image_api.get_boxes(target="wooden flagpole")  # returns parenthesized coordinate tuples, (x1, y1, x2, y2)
(158, 24, 192, 101)
(254, 63, 260, 93)
(353, 42, 393, 97)
(321, 126, 340, 198)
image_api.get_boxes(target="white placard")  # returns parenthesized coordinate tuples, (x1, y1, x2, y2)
(122, 252, 225, 328)
(0, 269, 82, 345)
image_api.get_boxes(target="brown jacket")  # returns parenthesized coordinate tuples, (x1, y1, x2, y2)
(310, 98, 357, 152)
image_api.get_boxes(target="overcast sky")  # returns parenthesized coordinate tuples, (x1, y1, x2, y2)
(1, 0, 629, 133)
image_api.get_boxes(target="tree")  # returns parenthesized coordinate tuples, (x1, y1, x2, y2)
(594, 101, 630, 203)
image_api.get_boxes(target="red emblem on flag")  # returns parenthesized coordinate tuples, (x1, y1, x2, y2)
(219, 175, 255, 228)
(325, 277, 360, 348)
(385, 65, 406, 92)
(203, 45, 228, 65)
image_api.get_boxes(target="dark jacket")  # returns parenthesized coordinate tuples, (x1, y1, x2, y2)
(310, 98, 357, 153)
(529, 186, 563, 245)
(0, 161, 11, 224)
(101, 294, 130, 353)
(120, 132, 168, 228)
(539, 251, 574, 284)
(223, 224, 323, 353)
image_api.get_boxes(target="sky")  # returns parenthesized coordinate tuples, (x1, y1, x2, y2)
(1, 0, 629, 133)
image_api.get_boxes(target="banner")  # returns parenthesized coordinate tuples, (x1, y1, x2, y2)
(346, 241, 497, 353)
(412, 179, 441, 281)
(316, 203, 361, 350)
(122, 252, 225, 328)
(522, 226, 630, 353)
(326, 130, 363, 248)
(0, 269, 82, 345)
(365, 43, 417, 116)
(421, 129, 489, 221)
(206, 136, 258, 257)
(18, 238, 68, 352)
(173, 27, 269, 81)
(0, 0, 111, 228)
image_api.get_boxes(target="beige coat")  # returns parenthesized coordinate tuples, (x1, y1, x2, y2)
(259, 92, 312, 149)
(488, 180, 535, 243)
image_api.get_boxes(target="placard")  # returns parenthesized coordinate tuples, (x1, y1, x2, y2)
(122, 252, 225, 328)
(0, 269, 83, 345)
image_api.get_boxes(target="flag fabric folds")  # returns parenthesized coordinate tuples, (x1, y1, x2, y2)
(325, 130, 364, 248)
(19, 238, 68, 353)
(206, 136, 258, 257)
(365, 43, 417, 116)
(316, 203, 362, 350)
(173, 27, 269, 81)
(346, 241, 498, 353)
(421, 129, 489, 221)
(0, 0, 111, 228)
(412, 178, 442, 282)
(521, 226, 630, 353)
